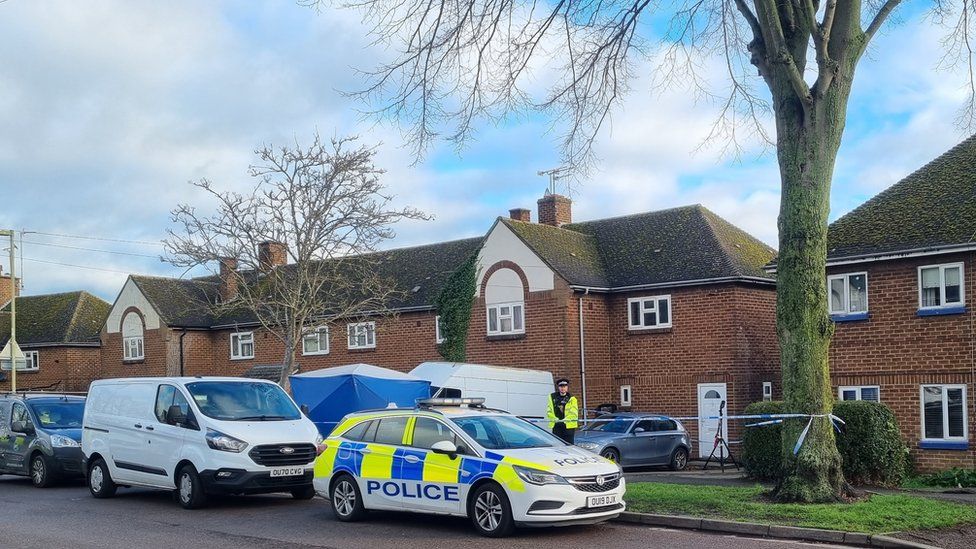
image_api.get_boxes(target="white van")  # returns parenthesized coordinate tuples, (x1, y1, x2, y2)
(82, 377, 321, 509)
(409, 362, 554, 417)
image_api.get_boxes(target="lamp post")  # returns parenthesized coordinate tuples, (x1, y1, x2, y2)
(0, 229, 17, 391)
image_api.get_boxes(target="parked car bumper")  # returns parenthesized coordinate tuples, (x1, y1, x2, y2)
(51, 447, 85, 478)
(197, 468, 313, 495)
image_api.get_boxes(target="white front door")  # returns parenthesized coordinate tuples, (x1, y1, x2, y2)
(697, 383, 728, 458)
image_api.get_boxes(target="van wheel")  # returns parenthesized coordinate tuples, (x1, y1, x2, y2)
(670, 447, 689, 471)
(291, 485, 316, 500)
(30, 453, 57, 488)
(88, 458, 117, 498)
(176, 464, 208, 509)
(330, 474, 365, 521)
(469, 483, 515, 537)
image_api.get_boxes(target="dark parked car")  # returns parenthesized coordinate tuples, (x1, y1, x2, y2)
(0, 393, 85, 487)
(575, 413, 692, 470)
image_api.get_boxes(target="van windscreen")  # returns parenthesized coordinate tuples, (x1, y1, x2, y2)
(29, 401, 85, 429)
(185, 381, 301, 421)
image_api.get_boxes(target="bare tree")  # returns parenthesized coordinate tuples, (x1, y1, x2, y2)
(303, 0, 976, 502)
(165, 134, 429, 387)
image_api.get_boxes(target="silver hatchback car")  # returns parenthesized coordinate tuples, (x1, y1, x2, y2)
(574, 413, 692, 470)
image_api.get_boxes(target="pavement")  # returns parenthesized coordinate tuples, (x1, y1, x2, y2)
(0, 476, 855, 549)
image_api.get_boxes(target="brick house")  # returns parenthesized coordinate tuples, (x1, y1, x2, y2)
(100, 194, 778, 455)
(1, 290, 110, 392)
(824, 135, 976, 472)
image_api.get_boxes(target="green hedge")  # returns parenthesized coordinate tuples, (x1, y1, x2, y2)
(742, 401, 784, 480)
(741, 400, 908, 486)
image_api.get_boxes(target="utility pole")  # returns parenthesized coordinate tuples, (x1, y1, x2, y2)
(1, 229, 16, 391)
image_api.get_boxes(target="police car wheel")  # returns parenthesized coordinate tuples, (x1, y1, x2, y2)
(330, 475, 365, 521)
(30, 453, 56, 488)
(176, 465, 208, 510)
(469, 483, 514, 537)
(669, 447, 689, 471)
(88, 458, 117, 498)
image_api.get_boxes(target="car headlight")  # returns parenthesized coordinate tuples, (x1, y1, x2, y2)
(206, 429, 248, 453)
(576, 442, 600, 451)
(50, 434, 79, 448)
(314, 434, 324, 445)
(513, 465, 568, 485)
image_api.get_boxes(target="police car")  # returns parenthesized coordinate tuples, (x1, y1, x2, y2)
(313, 398, 625, 537)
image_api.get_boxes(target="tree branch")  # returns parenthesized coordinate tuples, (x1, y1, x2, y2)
(866, 0, 903, 42)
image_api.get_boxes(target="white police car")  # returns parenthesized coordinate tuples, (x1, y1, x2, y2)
(313, 398, 625, 537)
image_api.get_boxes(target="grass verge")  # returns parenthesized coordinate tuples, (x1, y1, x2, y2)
(625, 482, 976, 534)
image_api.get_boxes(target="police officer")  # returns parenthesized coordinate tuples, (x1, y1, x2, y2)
(547, 378, 579, 443)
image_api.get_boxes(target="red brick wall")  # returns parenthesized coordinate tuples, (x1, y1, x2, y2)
(828, 252, 976, 471)
(0, 346, 101, 392)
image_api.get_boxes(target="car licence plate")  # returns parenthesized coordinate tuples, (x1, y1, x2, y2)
(587, 494, 618, 508)
(270, 467, 305, 478)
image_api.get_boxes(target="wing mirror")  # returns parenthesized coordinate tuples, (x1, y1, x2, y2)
(430, 440, 459, 460)
(11, 420, 34, 435)
(633, 427, 645, 434)
(300, 404, 311, 417)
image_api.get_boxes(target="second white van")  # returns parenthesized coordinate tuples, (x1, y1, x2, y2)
(82, 377, 322, 509)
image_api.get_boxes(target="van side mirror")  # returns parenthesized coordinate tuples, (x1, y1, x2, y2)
(300, 404, 310, 416)
(11, 420, 33, 435)
(166, 405, 187, 426)
(430, 440, 459, 460)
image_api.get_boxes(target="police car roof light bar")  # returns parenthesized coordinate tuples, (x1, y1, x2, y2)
(416, 397, 486, 407)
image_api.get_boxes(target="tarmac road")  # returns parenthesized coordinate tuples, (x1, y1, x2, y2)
(0, 476, 854, 549)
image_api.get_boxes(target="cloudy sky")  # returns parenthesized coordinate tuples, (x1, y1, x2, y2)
(0, 1, 972, 303)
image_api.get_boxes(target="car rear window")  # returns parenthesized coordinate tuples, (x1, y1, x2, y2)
(373, 417, 409, 445)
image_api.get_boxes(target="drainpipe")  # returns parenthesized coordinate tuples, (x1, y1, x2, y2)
(578, 289, 590, 420)
(179, 329, 187, 377)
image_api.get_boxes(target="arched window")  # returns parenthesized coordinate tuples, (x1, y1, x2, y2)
(122, 311, 145, 361)
(485, 268, 525, 335)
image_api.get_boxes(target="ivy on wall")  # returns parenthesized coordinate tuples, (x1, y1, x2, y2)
(435, 253, 478, 362)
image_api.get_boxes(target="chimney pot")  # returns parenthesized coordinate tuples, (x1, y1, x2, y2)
(537, 194, 572, 226)
(258, 241, 288, 271)
(218, 257, 238, 302)
(509, 208, 531, 223)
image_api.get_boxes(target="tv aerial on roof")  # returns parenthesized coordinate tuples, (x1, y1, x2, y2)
(537, 167, 571, 196)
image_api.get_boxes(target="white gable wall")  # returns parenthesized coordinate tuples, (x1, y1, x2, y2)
(105, 278, 162, 334)
(476, 221, 555, 296)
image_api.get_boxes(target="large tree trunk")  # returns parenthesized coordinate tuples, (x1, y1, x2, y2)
(279, 328, 297, 391)
(772, 84, 852, 503)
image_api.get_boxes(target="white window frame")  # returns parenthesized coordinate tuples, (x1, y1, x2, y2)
(620, 385, 633, 407)
(827, 272, 869, 315)
(838, 385, 880, 402)
(762, 381, 773, 402)
(1, 350, 39, 371)
(486, 301, 525, 336)
(347, 322, 376, 350)
(302, 326, 330, 356)
(435, 316, 446, 344)
(123, 336, 144, 361)
(230, 331, 255, 360)
(920, 384, 968, 442)
(918, 263, 965, 310)
(627, 295, 672, 330)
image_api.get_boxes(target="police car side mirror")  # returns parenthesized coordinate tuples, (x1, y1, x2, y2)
(430, 440, 459, 460)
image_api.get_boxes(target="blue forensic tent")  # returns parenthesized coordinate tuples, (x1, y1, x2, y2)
(290, 363, 432, 435)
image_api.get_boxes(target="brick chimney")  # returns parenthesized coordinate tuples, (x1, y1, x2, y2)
(0, 265, 20, 306)
(218, 257, 238, 302)
(537, 194, 572, 226)
(258, 241, 288, 271)
(509, 208, 531, 223)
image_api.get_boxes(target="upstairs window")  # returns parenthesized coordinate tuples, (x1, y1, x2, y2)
(230, 331, 255, 360)
(628, 295, 672, 329)
(839, 385, 880, 402)
(487, 302, 524, 335)
(828, 273, 868, 316)
(302, 326, 330, 355)
(347, 322, 376, 349)
(435, 315, 446, 344)
(921, 384, 967, 441)
(485, 267, 526, 336)
(919, 263, 964, 310)
(121, 311, 145, 361)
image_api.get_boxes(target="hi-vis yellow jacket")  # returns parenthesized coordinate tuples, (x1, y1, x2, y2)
(546, 393, 579, 429)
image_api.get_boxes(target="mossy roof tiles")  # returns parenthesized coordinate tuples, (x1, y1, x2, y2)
(0, 291, 110, 346)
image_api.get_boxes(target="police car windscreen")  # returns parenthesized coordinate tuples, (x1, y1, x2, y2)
(186, 381, 301, 421)
(29, 401, 84, 429)
(451, 416, 565, 449)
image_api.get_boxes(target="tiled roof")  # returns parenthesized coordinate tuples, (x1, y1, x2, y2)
(0, 291, 110, 347)
(507, 205, 776, 288)
(827, 134, 976, 260)
(242, 364, 285, 382)
(132, 237, 485, 328)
